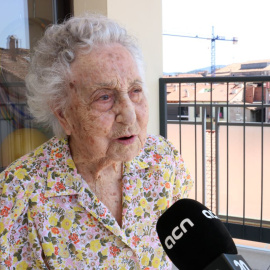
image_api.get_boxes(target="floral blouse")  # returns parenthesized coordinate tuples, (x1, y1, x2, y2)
(0, 134, 193, 270)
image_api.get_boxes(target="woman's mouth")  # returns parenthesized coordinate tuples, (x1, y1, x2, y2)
(116, 135, 136, 145)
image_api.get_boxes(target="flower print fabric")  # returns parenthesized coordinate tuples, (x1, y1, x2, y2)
(0, 134, 193, 270)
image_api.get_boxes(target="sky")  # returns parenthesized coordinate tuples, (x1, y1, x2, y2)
(162, 0, 270, 73)
(1, 0, 270, 74)
(0, 0, 29, 49)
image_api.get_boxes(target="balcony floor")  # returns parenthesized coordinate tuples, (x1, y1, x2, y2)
(237, 246, 270, 270)
(171, 246, 270, 269)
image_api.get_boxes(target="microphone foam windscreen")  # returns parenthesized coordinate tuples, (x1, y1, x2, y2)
(156, 199, 237, 270)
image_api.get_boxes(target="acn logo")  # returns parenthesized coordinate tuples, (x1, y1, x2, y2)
(202, 209, 219, 219)
(164, 218, 194, 249)
(234, 260, 250, 270)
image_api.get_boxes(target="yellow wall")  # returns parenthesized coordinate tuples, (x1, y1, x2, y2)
(73, 0, 163, 135)
(73, 0, 107, 16)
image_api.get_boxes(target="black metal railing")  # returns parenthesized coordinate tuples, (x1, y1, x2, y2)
(160, 76, 270, 243)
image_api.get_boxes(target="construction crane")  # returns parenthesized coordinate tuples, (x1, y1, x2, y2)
(163, 26, 238, 76)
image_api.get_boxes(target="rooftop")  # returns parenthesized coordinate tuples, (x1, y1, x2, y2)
(0, 47, 30, 81)
(216, 59, 270, 76)
(166, 82, 243, 103)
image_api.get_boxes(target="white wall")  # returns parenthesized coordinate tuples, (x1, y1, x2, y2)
(73, 0, 163, 135)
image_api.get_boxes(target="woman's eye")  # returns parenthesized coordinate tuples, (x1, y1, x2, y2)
(95, 93, 114, 110)
(99, 94, 110, 101)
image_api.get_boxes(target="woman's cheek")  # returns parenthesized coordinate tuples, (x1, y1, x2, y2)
(77, 112, 113, 138)
(138, 101, 149, 124)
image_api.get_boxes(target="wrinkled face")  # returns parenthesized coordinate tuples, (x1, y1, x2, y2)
(56, 43, 149, 163)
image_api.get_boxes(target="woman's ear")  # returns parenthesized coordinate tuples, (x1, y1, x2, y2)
(53, 108, 72, 136)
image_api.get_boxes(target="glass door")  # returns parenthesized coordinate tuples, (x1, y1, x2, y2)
(0, 0, 73, 172)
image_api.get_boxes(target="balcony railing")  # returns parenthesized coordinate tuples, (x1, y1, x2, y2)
(159, 76, 270, 244)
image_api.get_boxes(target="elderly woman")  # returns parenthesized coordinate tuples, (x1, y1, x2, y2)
(0, 14, 193, 269)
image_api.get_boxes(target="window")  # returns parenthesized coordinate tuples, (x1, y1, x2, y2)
(0, 0, 73, 172)
(178, 106, 189, 120)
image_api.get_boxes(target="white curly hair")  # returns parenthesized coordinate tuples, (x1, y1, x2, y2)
(26, 13, 145, 138)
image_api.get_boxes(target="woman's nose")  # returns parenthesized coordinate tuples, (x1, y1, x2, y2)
(115, 98, 136, 125)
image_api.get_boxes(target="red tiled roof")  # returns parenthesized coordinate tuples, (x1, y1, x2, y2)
(167, 82, 243, 103)
(0, 48, 30, 81)
(216, 59, 270, 76)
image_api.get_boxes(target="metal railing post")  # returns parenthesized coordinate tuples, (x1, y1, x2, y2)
(215, 107, 220, 215)
(202, 106, 207, 205)
(159, 79, 167, 138)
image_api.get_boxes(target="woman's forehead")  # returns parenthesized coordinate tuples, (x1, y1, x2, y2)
(70, 44, 141, 87)
(72, 44, 135, 70)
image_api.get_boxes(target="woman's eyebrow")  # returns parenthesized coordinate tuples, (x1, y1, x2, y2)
(89, 79, 143, 92)
(85, 83, 116, 97)
(92, 82, 116, 89)
(129, 79, 143, 86)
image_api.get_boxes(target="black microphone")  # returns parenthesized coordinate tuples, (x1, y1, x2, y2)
(156, 199, 252, 270)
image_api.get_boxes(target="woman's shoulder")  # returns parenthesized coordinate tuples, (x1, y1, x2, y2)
(0, 136, 61, 200)
(133, 134, 182, 168)
(0, 136, 66, 179)
(0, 137, 61, 226)
(1, 137, 50, 177)
(144, 134, 179, 156)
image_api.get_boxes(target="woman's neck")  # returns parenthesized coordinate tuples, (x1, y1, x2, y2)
(68, 135, 122, 182)
(77, 159, 123, 186)
(75, 159, 124, 227)
(68, 136, 124, 226)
